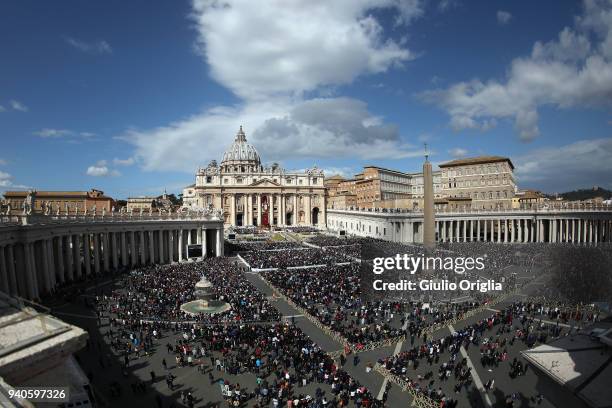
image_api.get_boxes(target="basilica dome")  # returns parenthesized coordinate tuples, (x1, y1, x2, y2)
(221, 126, 262, 172)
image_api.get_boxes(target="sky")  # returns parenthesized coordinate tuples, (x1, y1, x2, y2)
(1, 0, 611, 199)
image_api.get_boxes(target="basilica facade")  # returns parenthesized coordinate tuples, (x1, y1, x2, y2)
(182, 127, 326, 228)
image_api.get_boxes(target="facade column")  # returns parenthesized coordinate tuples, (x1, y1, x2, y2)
(230, 194, 236, 226)
(589, 220, 594, 243)
(84, 233, 92, 276)
(280, 194, 285, 226)
(442, 221, 447, 242)
(306, 194, 312, 225)
(462, 220, 467, 242)
(257, 194, 262, 226)
(93, 233, 101, 274)
(517, 219, 522, 243)
(112, 232, 119, 270)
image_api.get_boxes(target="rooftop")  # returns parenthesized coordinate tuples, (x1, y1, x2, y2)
(0, 293, 87, 384)
(521, 323, 612, 408)
(438, 155, 514, 169)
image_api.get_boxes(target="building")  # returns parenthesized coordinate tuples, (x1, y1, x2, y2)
(325, 166, 444, 210)
(512, 189, 546, 209)
(2, 189, 113, 214)
(438, 156, 516, 210)
(127, 193, 175, 212)
(182, 126, 326, 227)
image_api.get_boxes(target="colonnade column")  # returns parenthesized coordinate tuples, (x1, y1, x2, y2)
(169, 230, 175, 263)
(201, 228, 207, 258)
(84, 234, 92, 276)
(71, 235, 80, 279)
(93, 233, 101, 274)
(158, 230, 165, 263)
(112, 232, 119, 270)
(120, 231, 128, 266)
(56, 236, 65, 283)
(216, 227, 223, 257)
(146, 231, 154, 264)
(130, 231, 137, 267)
(0, 246, 9, 294)
(482, 219, 487, 242)
(139, 231, 146, 265)
(46, 239, 56, 289)
(178, 229, 183, 262)
(103, 232, 110, 272)
(6, 246, 16, 295)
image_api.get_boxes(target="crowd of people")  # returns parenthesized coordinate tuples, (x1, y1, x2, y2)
(106, 258, 279, 324)
(378, 299, 601, 407)
(241, 248, 352, 269)
(70, 232, 608, 407)
(228, 241, 304, 252)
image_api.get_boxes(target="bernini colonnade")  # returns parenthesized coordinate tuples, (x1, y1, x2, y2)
(0, 213, 224, 301)
(327, 207, 612, 244)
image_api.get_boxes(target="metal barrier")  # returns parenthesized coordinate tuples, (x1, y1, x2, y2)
(374, 364, 440, 408)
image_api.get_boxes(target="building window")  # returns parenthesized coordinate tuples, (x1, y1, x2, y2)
(206, 176, 212, 183)
(313, 177, 318, 184)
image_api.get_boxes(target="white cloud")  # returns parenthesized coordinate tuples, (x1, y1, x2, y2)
(438, 0, 459, 12)
(496, 10, 512, 25)
(33, 128, 95, 140)
(0, 171, 29, 190)
(113, 157, 135, 166)
(0, 171, 11, 187)
(0, 105, 5, 112)
(9, 100, 28, 112)
(123, 1, 423, 172)
(515, 138, 612, 191)
(123, 97, 420, 172)
(448, 147, 468, 157)
(64, 36, 112, 54)
(34, 128, 73, 138)
(86, 160, 120, 177)
(0, 159, 6, 166)
(190, 0, 420, 100)
(420, 0, 612, 141)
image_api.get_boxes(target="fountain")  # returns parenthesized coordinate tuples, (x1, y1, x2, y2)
(180, 277, 231, 316)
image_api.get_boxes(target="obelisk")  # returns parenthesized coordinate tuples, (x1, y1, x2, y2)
(422, 145, 435, 251)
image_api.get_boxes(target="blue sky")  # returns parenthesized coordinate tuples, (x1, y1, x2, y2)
(1, 0, 611, 199)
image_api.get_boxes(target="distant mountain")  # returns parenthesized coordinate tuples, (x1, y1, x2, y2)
(548, 186, 612, 201)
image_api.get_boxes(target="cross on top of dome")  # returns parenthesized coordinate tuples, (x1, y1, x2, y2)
(235, 125, 247, 142)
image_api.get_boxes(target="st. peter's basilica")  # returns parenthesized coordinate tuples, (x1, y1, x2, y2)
(182, 127, 326, 228)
